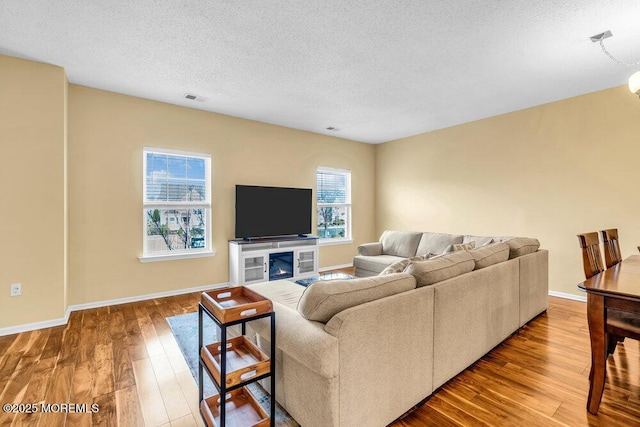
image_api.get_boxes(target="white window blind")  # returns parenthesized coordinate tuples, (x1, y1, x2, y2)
(143, 148, 211, 257)
(316, 167, 351, 242)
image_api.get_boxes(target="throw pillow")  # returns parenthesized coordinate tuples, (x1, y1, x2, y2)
(415, 232, 464, 256)
(297, 273, 417, 323)
(503, 237, 540, 259)
(379, 256, 425, 275)
(444, 241, 476, 253)
(462, 235, 494, 247)
(468, 242, 510, 269)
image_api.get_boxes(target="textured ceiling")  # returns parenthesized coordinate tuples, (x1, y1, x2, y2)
(1, 1, 640, 143)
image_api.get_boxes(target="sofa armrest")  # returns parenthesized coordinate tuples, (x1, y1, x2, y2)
(323, 288, 434, 426)
(357, 242, 382, 256)
(248, 302, 339, 379)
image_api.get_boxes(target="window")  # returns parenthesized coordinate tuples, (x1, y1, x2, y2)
(142, 147, 211, 260)
(316, 167, 351, 243)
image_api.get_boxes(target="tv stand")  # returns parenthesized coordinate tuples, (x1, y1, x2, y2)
(229, 236, 319, 286)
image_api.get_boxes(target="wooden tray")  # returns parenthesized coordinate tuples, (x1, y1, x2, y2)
(201, 336, 270, 388)
(201, 387, 270, 427)
(201, 286, 272, 324)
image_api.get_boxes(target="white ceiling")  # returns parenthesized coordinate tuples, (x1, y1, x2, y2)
(1, 1, 640, 144)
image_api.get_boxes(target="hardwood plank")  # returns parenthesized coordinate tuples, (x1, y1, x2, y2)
(112, 335, 136, 390)
(3, 290, 640, 426)
(2, 331, 33, 356)
(40, 326, 65, 360)
(66, 360, 94, 426)
(92, 343, 114, 398)
(132, 357, 170, 426)
(137, 305, 166, 358)
(149, 354, 192, 421)
(57, 311, 82, 365)
(15, 329, 49, 371)
(174, 369, 206, 427)
(423, 394, 487, 426)
(0, 352, 23, 395)
(39, 363, 75, 427)
(20, 357, 57, 403)
(429, 388, 507, 426)
(0, 363, 36, 405)
(0, 334, 17, 352)
(126, 332, 150, 362)
(170, 413, 198, 427)
(92, 391, 117, 427)
(115, 385, 145, 426)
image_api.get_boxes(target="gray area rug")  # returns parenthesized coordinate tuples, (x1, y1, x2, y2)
(167, 312, 298, 426)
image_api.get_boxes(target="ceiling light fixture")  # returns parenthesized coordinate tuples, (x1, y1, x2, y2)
(591, 31, 640, 97)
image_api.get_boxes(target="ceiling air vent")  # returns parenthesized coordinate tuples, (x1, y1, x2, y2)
(184, 93, 207, 102)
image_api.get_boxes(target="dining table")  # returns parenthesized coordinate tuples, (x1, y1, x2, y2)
(577, 254, 640, 414)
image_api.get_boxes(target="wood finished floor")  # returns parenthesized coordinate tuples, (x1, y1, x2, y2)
(1, 291, 639, 426)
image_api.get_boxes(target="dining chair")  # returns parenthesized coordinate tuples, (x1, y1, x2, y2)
(578, 232, 640, 356)
(600, 229, 622, 269)
(577, 232, 604, 279)
(578, 232, 622, 355)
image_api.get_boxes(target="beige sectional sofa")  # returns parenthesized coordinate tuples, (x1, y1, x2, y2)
(245, 230, 548, 427)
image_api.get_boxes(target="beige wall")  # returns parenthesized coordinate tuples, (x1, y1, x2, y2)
(0, 55, 67, 328)
(8, 51, 634, 328)
(376, 85, 640, 297)
(68, 85, 376, 305)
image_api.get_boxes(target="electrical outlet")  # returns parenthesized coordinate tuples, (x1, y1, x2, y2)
(10, 284, 21, 297)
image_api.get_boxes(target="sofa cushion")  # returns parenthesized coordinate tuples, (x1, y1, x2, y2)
(246, 280, 305, 310)
(379, 256, 425, 275)
(380, 230, 423, 257)
(405, 251, 475, 287)
(462, 235, 495, 247)
(504, 237, 540, 259)
(297, 273, 417, 323)
(468, 242, 510, 269)
(354, 254, 406, 274)
(357, 242, 383, 256)
(416, 232, 464, 256)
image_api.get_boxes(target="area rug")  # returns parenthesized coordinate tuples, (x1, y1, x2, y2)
(295, 271, 354, 287)
(167, 312, 298, 426)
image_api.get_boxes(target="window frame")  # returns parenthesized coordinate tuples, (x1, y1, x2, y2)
(316, 166, 352, 245)
(139, 147, 214, 262)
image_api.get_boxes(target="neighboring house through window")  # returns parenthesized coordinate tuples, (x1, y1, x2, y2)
(316, 167, 351, 243)
(142, 147, 211, 259)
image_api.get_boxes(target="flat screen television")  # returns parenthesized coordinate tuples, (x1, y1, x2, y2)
(235, 185, 312, 239)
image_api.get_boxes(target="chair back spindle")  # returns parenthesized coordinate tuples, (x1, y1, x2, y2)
(600, 229, 622, 269)
(578, 232, 604, 279)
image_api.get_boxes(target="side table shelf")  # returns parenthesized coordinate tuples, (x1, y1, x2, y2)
(199, 287, 276, 427)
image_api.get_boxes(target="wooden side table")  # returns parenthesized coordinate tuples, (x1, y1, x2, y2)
(198, 286, 276, 427)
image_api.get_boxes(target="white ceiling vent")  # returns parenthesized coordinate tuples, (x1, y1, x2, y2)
(184, 93, 207, 102)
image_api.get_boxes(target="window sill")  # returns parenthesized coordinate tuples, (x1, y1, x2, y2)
(138, 250, 217, 263)
(319, 239, 353, 247)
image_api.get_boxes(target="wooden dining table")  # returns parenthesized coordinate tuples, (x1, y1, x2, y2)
(577, 254, 640, 414)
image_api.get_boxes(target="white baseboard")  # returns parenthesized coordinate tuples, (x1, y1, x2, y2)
(0, 281, 229, 337)
(0, 313, 71, 337)
(2, 280, 583, 336)
(548, 290, 587, 302)
(319, 263, 353, 272)
(67, 282, 228, 312)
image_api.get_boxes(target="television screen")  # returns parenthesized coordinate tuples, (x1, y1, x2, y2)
(235, 185, 312, 239)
